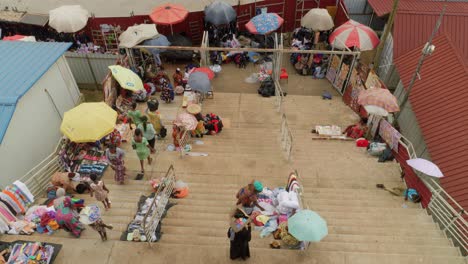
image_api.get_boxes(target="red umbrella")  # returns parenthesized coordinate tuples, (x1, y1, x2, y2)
(150, 3, 188, 35)
(329, 20, 379, 51)
(192, 67, 215, 80)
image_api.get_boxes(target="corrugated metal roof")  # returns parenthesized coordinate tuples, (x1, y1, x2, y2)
(394, 12, 468, 66)
(368, 0, 468, 17)
(394, 34, 468, 211)
(0, 41, 71, 143)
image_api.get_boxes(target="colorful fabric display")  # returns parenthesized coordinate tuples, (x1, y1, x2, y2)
(0, 203, 16, 222)
(0, 192, 22, 214)
(13, 180, 35, 203)
(3, 190, 25, 213)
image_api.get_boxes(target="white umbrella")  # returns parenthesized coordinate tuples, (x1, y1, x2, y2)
(364, 105, 388, 117)
(301, 8, 334, 31)
(119, 24, 159, 48)
(49, 5, 89, 33)
(406, 158, 444, 178)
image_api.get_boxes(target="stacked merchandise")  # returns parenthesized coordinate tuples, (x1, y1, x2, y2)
(7, 241, 58, 264)
(124, 195, 160, 242)
(0, 181, 35, 234)
(58, 139, 108, 178)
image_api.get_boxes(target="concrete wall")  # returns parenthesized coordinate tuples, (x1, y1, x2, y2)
(0, 57, 80, 187)
(65, 52, 118, 89)
(394, 80, 431, 159)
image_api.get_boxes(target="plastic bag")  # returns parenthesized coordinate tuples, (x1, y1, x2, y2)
(175, 180, 188, 189)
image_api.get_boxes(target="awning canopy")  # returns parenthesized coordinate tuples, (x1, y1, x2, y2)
(20, 13, 49, 26)
(0, 10, 49, 26)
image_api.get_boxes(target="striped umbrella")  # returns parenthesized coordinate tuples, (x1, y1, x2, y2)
(358, 88, 400, 113)
(246, 13, 284, 35)
(329, 20, 379, 51)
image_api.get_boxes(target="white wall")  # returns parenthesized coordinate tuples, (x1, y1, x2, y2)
(0, 57, 80, 187)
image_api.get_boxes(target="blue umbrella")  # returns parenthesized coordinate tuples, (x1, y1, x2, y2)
(204, 1, 236, 25)
(142, 35, 171, 54)
(246, 13, 284, 35)
(288, 209, 328, 242)
(188, 72, 211, 94)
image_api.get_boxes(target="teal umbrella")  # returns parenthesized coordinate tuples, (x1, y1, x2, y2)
(288, 209, 328, 242)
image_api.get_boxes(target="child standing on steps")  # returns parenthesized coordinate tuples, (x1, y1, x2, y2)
(89, 174, 111, 210)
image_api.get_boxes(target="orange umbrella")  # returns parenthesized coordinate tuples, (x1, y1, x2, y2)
(150, 3, 188, 35)
(192, 67, 215, 80)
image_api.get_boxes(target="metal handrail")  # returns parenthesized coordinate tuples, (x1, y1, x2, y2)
(142, 165, 176, 246)
(280, 113, 293, 161)
(17, 139, 64, 198)
(398, 135, 468, 254)
(177, 129, 191, 158)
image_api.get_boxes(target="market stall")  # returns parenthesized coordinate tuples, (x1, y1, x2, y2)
(247, 172, 327, 250)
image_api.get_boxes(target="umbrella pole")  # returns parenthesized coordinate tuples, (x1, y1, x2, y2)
(170, 24, 173, 35)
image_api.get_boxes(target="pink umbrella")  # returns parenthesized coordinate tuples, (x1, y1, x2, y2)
(192, 67, 215, 80)
(406, 158, 444, 178)
(174, 112, 198, 130)
(329, 20, 379, 51)
(358, 88, 399, 113)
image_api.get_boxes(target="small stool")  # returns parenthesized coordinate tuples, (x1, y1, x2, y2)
(280, 68, 289, 81)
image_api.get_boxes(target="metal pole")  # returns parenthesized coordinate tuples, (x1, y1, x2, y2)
(85, 54, 100, 90)
(373, 0, 399, 68)
(396, 6, 446, 118)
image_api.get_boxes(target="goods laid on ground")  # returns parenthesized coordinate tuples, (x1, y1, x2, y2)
(242, 173, 327, 249)
(58, 139, 108, 178)
(3, 240, 62, 264)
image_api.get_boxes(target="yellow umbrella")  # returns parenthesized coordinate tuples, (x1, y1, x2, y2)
(61, 102, 117, 143)
(108, 65, 144, 92)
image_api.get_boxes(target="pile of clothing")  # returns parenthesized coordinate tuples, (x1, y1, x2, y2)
(204, 113, 224, 135)
(0, 181, 35, 234)
(25, 206, 59, 235)
(248, 174, 303, 248)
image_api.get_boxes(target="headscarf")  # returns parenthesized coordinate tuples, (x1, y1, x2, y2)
(253, 181, 263, 192)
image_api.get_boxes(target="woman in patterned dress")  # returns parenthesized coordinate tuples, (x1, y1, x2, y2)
(54, 188, 84, 237)
(105, 144, 126, 184)
(89, 174, 111, 210)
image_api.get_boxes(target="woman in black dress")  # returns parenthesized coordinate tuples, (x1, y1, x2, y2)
(228, 208, 252, 260)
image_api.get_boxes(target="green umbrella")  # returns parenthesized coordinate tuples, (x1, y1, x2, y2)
(288, 209, 328, 242)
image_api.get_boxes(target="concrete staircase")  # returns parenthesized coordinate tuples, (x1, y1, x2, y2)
(4, 93, 465, 264)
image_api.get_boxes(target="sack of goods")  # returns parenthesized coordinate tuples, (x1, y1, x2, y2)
(257, 78, 275, 97)
(204, 113, 224, 135)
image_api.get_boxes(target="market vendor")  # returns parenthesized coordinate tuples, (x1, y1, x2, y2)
(343, 118, 368, 139)
(236, 181, 265, 214)
(173, 68, 184, 87)
(51, 172, 89, 194)
(54, 188, 84, 238)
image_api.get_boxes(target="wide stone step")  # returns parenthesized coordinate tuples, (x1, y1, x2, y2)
(158, 232, 457, 256)
(109, 241, 466, 264)
(173, 194, 416, 208)
(161, 216, 443, 237)
(162, 216, 437, 233)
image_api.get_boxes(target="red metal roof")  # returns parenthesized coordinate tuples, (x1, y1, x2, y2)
(368, 0, 468, 17)
(393, 11, 468, 66)
(369, 0, 468, 65)
(394, 34, 468, 210)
